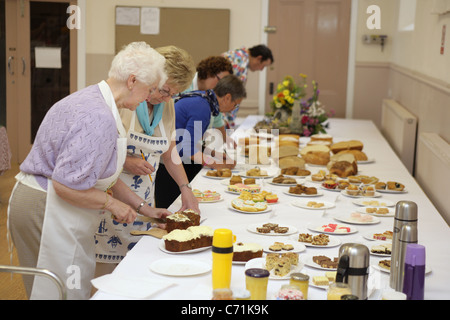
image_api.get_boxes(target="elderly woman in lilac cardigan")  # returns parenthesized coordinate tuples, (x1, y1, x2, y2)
(7, 42, 171, 300)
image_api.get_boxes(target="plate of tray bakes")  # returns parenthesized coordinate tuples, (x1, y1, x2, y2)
(291, 233, 341, 248)
(237, 167, 278, 179)
(283, 189, 323, 198)
(320, 179, 350, 192)
(268, 175, 305, 186)
(202, 168, 233, 179)
(352, 198, 395, 207)
(363, 230, 393, 242)
(193, 189, 223, 203)
(245, 255, 304, 280)
(262, 240, 306, 254)
(229, 199, 272, 214)
(374, 181, 408, 194)
(291, 200, 335, 210)
(280, 167, 311, 178)
(247, 222, 297, 236)
(357, 206, 394, 217)
(370, 242, 392, 257)
(371, 260, 432, 274)
(308, 223, 357, 235)
(334, 213, 381, 225)
(302, 254, 339, 271)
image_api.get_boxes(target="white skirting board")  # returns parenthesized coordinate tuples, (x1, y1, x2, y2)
(381, 99, 418, 175)
(416, 132, 450, 226)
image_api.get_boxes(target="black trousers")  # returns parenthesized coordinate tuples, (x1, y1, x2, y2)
(155, 162, 203, 209)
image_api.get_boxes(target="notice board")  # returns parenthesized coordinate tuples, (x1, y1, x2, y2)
(115, 6, 230, 65)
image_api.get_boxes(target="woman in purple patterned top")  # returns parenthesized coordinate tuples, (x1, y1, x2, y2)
(7, 42, 171, 300)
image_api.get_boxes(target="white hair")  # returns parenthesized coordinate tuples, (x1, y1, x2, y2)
(108, 41, 167, 87)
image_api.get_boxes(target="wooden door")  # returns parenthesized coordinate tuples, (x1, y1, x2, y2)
(5, 0, 77, 163)
(266, 0, 351, 117)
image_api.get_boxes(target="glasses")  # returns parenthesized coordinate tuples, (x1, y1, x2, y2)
(159, 88, 172, 97)
(215, 74, 222, 81)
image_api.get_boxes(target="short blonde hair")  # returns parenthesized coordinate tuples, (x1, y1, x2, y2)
(109, 41, 167, 87)
(156, 45, 195, 92)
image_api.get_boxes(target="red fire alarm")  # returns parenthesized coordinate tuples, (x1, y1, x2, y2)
(441, 25, 446, 55)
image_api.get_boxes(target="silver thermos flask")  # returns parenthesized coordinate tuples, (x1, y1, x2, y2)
(390, 201, 418, 291)
(336, 243, 370, 300)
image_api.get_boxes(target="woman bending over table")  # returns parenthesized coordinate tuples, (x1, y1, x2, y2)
(155, 75, 246, 208)
(7, 42, 170, 300)
(94, 46, 199, 276)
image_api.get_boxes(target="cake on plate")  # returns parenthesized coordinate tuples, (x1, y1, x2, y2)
(166, 209, 200, 232)
(162, 226, 213, 252)
(232, 242, 263, 262)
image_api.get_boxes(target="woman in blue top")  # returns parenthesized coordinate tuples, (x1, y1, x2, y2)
(155, 75, 246, 208)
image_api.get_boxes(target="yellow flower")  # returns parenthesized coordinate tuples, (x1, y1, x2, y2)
(283, 89, 290, 97)
(299, 73, 307, 78)
(282, 80, 289, 87)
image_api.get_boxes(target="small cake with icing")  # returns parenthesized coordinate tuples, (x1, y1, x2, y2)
(232, 242, 263, 262)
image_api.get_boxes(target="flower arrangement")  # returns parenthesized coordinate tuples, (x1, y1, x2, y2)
(268, 74, 334, 137)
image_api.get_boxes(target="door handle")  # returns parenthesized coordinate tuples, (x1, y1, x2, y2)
(8, 56, 14, 75)
(269, 82, 274, 95)
(22, 57, 26, 75)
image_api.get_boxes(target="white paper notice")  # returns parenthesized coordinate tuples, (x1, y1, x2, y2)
(35, 47, 61, 69)
(116, 7, 140, 26)
(140, 7, 160, 35)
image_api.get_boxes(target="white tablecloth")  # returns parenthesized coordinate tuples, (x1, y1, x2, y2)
(92, 116, 450, 300)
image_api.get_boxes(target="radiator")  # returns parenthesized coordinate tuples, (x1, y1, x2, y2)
(381, 99, 418, 174)
(415, 132, 450, 226)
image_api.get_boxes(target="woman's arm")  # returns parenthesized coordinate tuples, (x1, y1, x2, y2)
(161, 141, 200, 213)
(52, 180, 137, 224)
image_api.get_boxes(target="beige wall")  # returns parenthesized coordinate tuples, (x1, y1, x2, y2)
(353, 0, 450, 143)
(84, 0, 263, 111)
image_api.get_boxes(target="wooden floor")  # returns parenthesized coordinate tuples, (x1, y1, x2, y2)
(0, 162, 28, 300)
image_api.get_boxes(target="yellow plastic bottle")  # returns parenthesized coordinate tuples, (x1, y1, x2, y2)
(212, 228, 235, 289)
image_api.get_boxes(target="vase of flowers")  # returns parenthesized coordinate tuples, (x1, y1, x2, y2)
(267, 74, 333, 136)
(270, 75, 307, 122)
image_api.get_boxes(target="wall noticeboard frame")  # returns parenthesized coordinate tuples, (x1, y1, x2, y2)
(115, 6, 230, 65)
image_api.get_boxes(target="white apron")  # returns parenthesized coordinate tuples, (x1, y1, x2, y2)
(30, 81, 127, 300)
(95, 107, 169, 263)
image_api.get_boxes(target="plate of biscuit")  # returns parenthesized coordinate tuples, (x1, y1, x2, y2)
(262, 240, 306, 253)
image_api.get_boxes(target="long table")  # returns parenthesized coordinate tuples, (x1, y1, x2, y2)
(92, 116, 450, 300)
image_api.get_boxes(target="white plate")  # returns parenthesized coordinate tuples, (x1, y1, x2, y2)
(198, 197, 224, 204)
(302, 254, 339, 271)
(283, 173, 311, 179)
(356, 207, 395, 217)
(283, 190, 323, 197)
(262, 240, 306, 254)
(291, 200, 335, 210)
(363, 231, 393, 242)
(320, 185, 342, 192)
(229, 203, 272, 214)
(369, 242, 392, 257)
(245, 257, 304, 280)
(334, 214, 381, 225)
(341, 190, 382, 198)
(371, 261, 432, 274)
(247, 223, 298, 236)
(357, 158, 375, 164)
(149, 258, 211, 276)
(352, 198, 396, 207)
(377, 188, 408, 194)
(307, 223, 357, 235)
(267, 178, 304, 186)
(158, 240, 211, 254)
(202, 173, 229, 180)
(289, 234, 341, 248)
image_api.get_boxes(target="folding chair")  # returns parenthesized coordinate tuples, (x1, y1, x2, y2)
(0, 265, 67, 300)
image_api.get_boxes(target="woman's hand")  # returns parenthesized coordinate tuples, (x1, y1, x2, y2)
(140, 206, 172, 230)
(179, 188, 200, 215)
(106, 197, 137, 224)
(123, 155, 155, 176)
